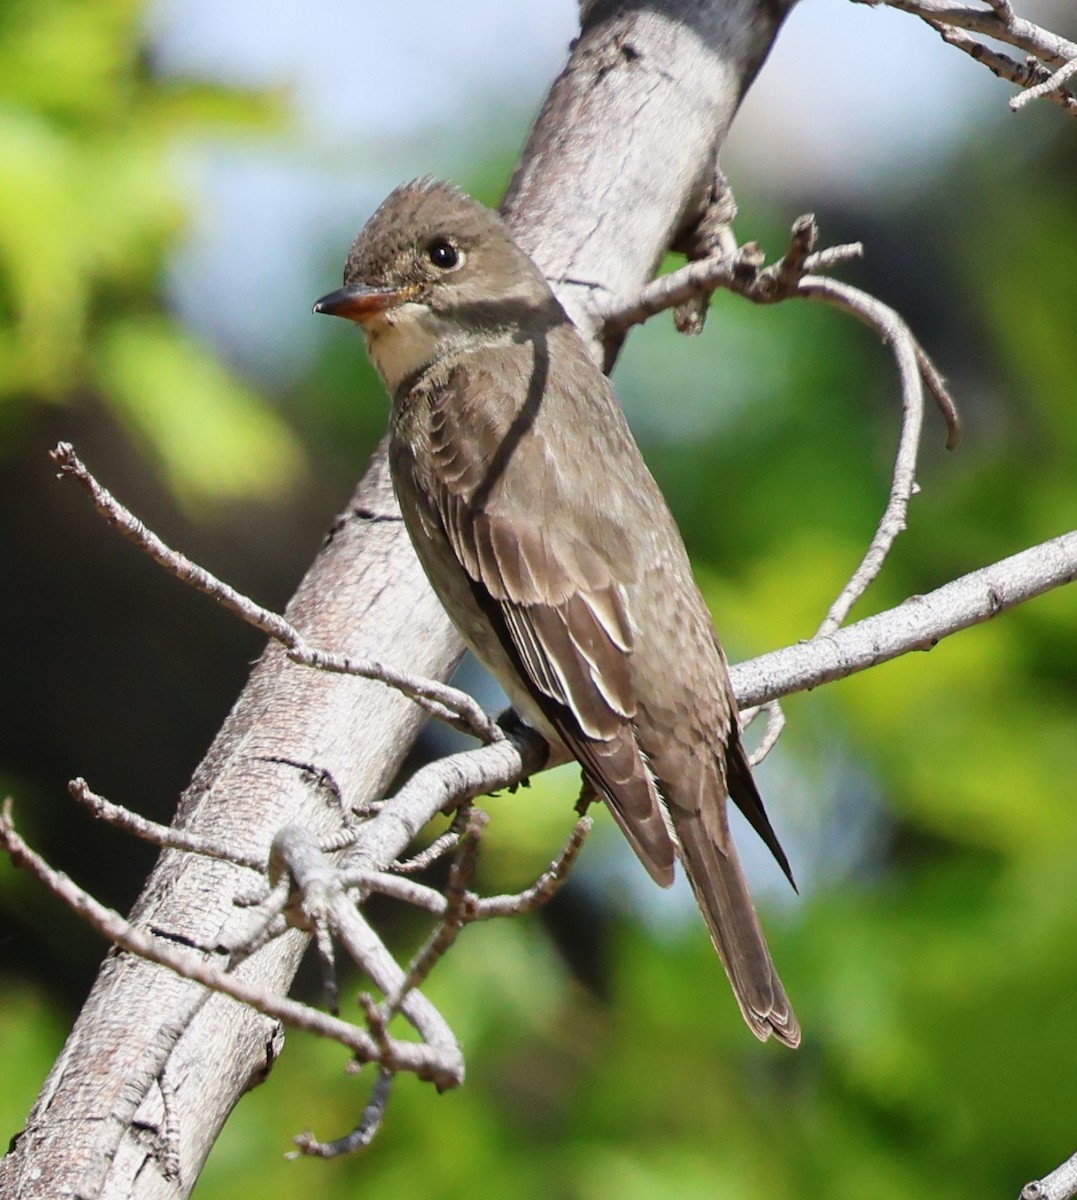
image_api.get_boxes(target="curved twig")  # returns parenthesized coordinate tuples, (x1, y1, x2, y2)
(797, 275, 926, 634)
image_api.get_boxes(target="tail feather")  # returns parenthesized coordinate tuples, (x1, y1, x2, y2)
(675, 815, 800, 1048)
(726, 735, 796, 891)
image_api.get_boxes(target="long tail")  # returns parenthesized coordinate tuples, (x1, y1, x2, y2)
(675, 814, 800, 1048)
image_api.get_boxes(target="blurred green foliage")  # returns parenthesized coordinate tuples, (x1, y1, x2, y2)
(0, 0, 299, 502)
(2, 2, 1076, 1199)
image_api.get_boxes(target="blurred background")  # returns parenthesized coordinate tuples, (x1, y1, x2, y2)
(2, 0, 1076, 1196)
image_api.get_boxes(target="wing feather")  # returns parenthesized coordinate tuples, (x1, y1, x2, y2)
(422, 370, 675, 883)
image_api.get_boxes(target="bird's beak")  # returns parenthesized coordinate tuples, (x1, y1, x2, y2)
(312, 282, 421, 324)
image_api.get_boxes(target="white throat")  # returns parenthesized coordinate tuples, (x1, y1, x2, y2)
(363, 302, 473, 394)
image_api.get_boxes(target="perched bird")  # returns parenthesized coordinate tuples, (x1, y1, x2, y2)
(314, 178, 799, 1047)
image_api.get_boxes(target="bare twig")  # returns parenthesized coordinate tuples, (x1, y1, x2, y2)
(741, 701, 787, 767)
(913, 339, 961, 448)
(730, 530, 1077, 709)
(158, 1072, 181, 1183)
(1011, 53, 1077, 110)
(853, 0, 1077, 115)
(383, 813, 486, 1019)
(341, 870, 449, 913)
(931, 23, 1077, 113)
(223, 880, 292, 960)
(470, 815, 592, 918)
(69, 777, 265, 872)
(603, 233, 864, 336)
(799, 275, 927, 634)
(602, 220, 960, 633)
(50, 442, 501, 744)
(289, 1071, 394, 1159)
(1021, 1147, 1077, 1200)
(391, 804, 473, 874)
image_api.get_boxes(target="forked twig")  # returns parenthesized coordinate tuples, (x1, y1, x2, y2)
(1011, 54, 1077, 110)
(391, 804, 474, 874)
(468, 815, 591, 918)
(740, 701, 786, 767)
(852, 0, 1077, 117)
(382, 811, 487, 1020)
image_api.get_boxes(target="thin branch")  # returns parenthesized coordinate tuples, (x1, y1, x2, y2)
(390, 805, 473, 874)
(603, 235, 864, 336)
(854, 0, 1077, 115)
(332, 900, 462, 1068)
(741, 701, 787, 767)
(343, 870, 449, 913)
(1021, 1147, 1077, 1200)
(602, 220, 960, 632)
(223, 880, 292, 961)
(50, 442, 501, 744)
(469, 816, 592, 918)
(383, 813, 485, 1019)
(730, 530, 1077, 709)
(69, 777, 266, 872)
(798, 275, 927, 633)
(289, 1071, 394, 1160)
(913, 340, 961, 447)
(158, 1072, 182, 1183)
(931, 22, 1077, 113)
(1011, 53, 1077, 110)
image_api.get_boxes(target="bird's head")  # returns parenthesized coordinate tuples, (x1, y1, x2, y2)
(314, 178, 561, 390)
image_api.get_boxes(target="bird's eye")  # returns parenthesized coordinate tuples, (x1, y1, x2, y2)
(427, 239, 461, 270)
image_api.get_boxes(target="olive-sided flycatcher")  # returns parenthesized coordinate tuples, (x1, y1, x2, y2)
(315, 178, 799, 1047)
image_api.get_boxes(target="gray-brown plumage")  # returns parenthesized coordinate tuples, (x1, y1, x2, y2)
(314, 178, 800, 1047)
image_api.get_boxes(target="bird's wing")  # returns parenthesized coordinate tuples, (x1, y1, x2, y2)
(440, 487, 675, 884)
(422, 363, 676, 885)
